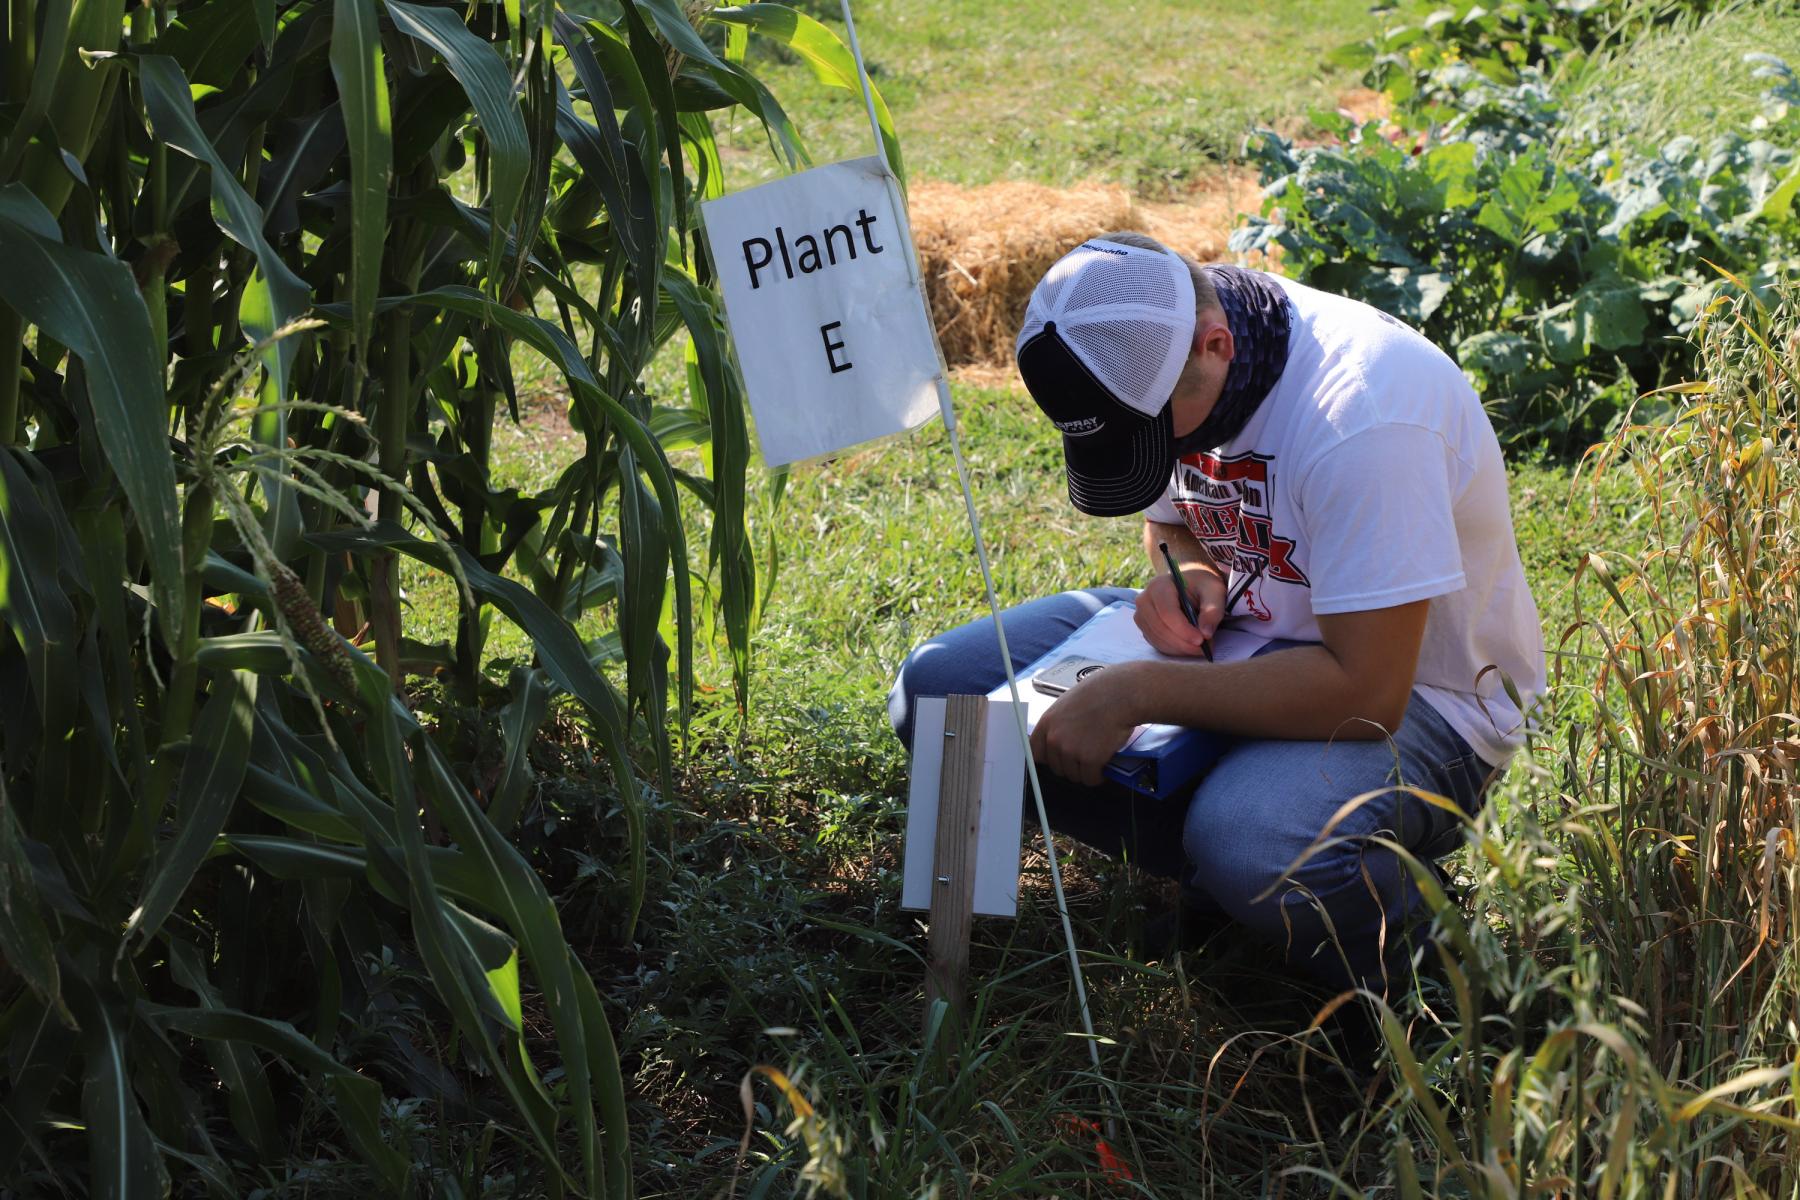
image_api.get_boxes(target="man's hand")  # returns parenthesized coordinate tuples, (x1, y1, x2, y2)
(1029, 663, 1145, 786)
(1135, 565, 1225, 656)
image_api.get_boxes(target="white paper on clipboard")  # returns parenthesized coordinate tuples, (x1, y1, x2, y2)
(999, 601, 1273, 747)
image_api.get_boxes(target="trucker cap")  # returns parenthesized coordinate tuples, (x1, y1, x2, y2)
(1014, 239, 1197, 517)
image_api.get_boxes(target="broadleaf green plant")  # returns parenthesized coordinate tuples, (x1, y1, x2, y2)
(1237, 13, 1799, 455)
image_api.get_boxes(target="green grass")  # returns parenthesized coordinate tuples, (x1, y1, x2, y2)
(727, 0, 1380, 196)
(1560, 3, 1800, 157)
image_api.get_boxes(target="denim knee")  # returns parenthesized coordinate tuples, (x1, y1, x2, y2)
(886, 649, 922, 748)
(887, 587, 1141, 755)
(886, 638, 977, 751)
(1181, 761, 1398, 922)
(1182, 796, 1298, 919)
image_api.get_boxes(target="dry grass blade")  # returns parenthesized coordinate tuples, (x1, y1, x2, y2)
(733, 1064, 847, 1199)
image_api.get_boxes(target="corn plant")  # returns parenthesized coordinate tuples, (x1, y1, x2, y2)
(0, 0, 895, 1193)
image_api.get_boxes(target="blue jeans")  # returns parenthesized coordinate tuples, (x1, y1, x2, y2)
(887, 587, 1495, 996)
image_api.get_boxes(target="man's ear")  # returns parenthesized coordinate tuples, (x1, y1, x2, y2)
(1192, 314, 1234, 364)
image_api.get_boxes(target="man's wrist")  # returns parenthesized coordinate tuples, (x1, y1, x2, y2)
(1116, 659, 1182, 725)
(1182, 559, 1223, 585)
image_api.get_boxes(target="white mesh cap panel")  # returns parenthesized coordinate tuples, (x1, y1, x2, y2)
(1016, 286, 1052, 355)
(1063, 252, 1180, 314)
(1065, 321, 1176, 406)
(1014, 239, 1196, 517)
(1014, 238, 1195, 417)
(1036, 255, 1079, 311)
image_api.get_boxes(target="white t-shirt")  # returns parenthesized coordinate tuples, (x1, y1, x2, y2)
(1142, 274, 1544, 766)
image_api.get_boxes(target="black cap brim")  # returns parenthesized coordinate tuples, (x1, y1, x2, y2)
(1018, 324, 1175, 517)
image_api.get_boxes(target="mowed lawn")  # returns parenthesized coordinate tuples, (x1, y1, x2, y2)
(729, 0, 1380, 194)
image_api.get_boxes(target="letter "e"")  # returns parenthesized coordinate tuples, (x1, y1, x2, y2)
(821, 322, 852, 374)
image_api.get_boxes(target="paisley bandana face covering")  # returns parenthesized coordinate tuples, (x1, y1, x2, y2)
(1170, 265, 1293, 457)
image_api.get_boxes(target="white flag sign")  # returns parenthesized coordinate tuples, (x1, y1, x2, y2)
(701, 156, 942, 466)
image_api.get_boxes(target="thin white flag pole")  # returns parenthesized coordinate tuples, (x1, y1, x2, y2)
(836, 0, 1113, 1108)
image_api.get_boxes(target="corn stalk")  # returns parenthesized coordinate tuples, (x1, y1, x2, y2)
(0, 0, 897, 1193)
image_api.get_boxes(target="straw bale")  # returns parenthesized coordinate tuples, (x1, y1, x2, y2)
(909, 170, 1266, 375)
(1135, 170, 1266, 268)
(911, 179, 1131, 371)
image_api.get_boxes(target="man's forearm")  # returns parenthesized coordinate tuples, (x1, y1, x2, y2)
(1035, 594, 1426, 779)
(1144, 519, 1219, 580)
(1126, 648, 1406, 742)
(1127, 523, 1423, 741)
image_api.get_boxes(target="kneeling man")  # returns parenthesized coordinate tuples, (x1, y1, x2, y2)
(888, 233, 1544, 996)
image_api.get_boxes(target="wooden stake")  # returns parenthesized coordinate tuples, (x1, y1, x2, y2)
(925, 694, 986, 1037)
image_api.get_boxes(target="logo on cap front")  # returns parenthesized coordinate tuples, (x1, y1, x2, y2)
(1053, 416, 1105, 437)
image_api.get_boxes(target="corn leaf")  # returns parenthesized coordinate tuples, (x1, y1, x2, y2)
(0, 449, 81, 738)
(69, 977, 169, 1200)
(0, 187, 183, 642)
(397, 683, 601, 1194)
(258, 108, 348, 237)
(412, 735, 620, 1198)
(615, 441, 663, 875)
(639, 0, 804, 169)
(616, 0, 685, 242)
(710, 3, 905, 183)
(387, 0, 529, 285)
(252, 0, 276, 49)
(124, 669, 258, 954)
(166, 942, 279, 1164)
(0, 1000, 75, 1181)
(0, 0, 73, 177)
(308, 516, 648, 934)
(347, 654, 567, 1176)
(227, 833, 367, 881)
(159, 0, 266, 89)
(139, 54, 312, 546)
(679, 109, 727, 203)
(239, 764, 363, 844)
(665, 269, 750, 707)
(0, 783, 66, 1027)
(489, 666, 555, 836)
(328, 0, 392, 366)
(142, 1001, 410, 1191)
(554, 18, 661, 340)
(139, 56, 310, 335)
(572, 953, 633, 1197)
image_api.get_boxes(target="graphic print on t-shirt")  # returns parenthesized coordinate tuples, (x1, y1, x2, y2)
(1169, 451, 1310, 621)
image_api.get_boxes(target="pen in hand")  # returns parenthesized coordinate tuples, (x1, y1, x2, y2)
(1157, 541, 1212, 661)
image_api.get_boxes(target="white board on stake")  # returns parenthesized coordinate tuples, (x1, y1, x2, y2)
(901, 697, 1026, 918)
(699, 156, 941, 466)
